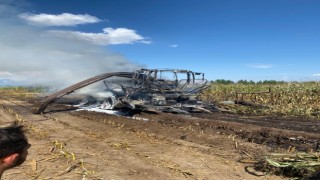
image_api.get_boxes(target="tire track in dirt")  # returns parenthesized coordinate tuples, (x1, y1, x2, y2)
(1, 99, 175, 179)
(0, 98, 283, 179)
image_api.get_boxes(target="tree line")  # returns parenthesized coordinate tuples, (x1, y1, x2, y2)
(210, 79, 287, 85)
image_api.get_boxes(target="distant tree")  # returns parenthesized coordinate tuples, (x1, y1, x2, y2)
(259, 80, 287, 85)
(257, 80, 263, 84)
(212, 79, 234, 84)
(212, 79, 289, 85)
(237, 80, 248, 84)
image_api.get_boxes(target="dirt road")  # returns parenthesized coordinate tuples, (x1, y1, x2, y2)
(1, 96, 311, 179)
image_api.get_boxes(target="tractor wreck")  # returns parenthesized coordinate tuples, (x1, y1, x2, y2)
(37, 69, 216, 114)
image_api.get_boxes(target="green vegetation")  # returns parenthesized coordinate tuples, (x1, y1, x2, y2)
(201, 81, 320, 117)
(255, 152, 320, 178)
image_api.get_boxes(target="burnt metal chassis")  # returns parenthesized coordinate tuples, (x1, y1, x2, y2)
(37, 69, 207, 114)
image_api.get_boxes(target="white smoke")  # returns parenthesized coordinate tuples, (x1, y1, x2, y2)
(0, 0, 145, 88)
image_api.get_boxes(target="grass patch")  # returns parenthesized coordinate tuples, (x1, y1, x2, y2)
(254, 152, 320, 179)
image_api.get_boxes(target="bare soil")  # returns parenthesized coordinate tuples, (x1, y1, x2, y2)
(1, 95, 320, 179)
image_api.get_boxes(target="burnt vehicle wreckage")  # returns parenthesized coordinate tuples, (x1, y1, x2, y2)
(37, 69, 217, 114)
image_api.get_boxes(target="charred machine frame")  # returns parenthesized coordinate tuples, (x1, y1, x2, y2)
(37, 69, 209, 114)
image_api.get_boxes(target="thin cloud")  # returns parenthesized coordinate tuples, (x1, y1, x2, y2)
(281, 76, 289, 81)
(47, 27, 151, 45)
(0, 71, 12, 76)
(19, 13, 101, 26)
(248, 63, 273, 69)
(312, 73, 320, 77)
(168, 44, 178, 48)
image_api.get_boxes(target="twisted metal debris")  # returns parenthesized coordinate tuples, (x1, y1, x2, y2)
(37, 69, 214, 114)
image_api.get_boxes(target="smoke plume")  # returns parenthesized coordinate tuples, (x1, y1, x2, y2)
(0, 0, 144, 89)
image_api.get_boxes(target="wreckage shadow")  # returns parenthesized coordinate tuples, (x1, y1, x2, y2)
(44, 108, 77, 114)
(33, 107, 78, 114)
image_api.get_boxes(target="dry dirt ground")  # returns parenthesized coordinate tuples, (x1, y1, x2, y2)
(1, 95, 320, 179)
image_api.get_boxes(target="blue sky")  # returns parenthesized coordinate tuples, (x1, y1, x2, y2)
(1, 0, 320, 85)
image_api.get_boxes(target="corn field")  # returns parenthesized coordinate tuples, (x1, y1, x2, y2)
(200, 82, 320, 117)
